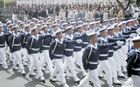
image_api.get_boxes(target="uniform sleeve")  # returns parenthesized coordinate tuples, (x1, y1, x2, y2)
(98, 39, 108, 48)
(26, 37, 32, 51)
(49, 41, 56, 60)
(82, 47, 90, 62)
(127, 51, 137, 77)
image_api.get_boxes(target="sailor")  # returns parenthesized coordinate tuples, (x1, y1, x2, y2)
(63, 25, 80, 83)
(79, 31, 101, 87)
(8, 25, 25, 76)
(0, 24, 8, 69)
(97, 27, 113, 87)
(39, 25, 53, 72)
(107, 25, 122, 85)
(21, 24, 31, 65)
(49, 29, 69, 87)
(73, 24, 87, 76)
(82, 23, 90, 50)
(127, 36, 140, 87)
(26, 27, 45, 83)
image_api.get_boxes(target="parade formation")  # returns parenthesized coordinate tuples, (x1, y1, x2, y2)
(0, 0, 140, 87)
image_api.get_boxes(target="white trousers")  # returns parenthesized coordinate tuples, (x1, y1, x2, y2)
(118, 48, 127, 72)
(79, 69, 101, 87)
(64, 56, 79, 81)
(113, 51, 123, 75)
(132, 75, 140, 87)
(29, 54, 44, 80)
(51, 59, 67, 85)
(21, 48, 28, 64)
(108, 57, 118, 80)
(98, 60, 113, 86)
(40, 50, 53, 72)
(13, 50, 24, 73)
(73, 51, 87, 75)
(0, 48, 8, 68)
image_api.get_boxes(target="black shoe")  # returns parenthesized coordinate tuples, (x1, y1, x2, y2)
(22, 73, 26, 77)
(118, 75, 125, 78)
(29, 74, 35, 77)
(4, 68, 8, 70)
(41, 80, 46, 83)
(114, 82, 122, 85)
(49, 78, 58, 82)
(74, 80, 80, 84)
(89, 81, 93, 86)
(13, 68, 18, 71)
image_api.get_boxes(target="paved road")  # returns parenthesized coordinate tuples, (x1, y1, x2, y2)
(0, 64, 127, 87)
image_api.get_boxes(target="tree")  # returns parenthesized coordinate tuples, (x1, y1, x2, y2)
(136, 0, 140, 7)
(116, 0, 134, 19)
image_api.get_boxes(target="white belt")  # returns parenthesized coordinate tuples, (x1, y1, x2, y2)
(42, 45, 49, 48)
(74, 46, 81, 49)
(31, 48, 39, 51)
(13, 44, 21, 46)
(100, 54, 108, 56)
(83, 42, 88, 44)
(65, 49, 73, 51)
(114, 46, 118, 48)
(132, 68, 140, 71)
(0, 44, 4, 46)
(109, 50, 114, 52)
(54, 54, 63, 57)
(89, 61, 99, 65)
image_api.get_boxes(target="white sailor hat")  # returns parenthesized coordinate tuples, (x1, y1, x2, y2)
(6, 20, 12, 24)
(127, 19, 135, 23)
(55, 29, 63, 35)
(37, 24, 42, 27)
(65, 26, 73, 31)
(77, 20, 83, 24)
(25, 24, 30, 29)
(118, 21, 126, 26)
(30, 22, 35, 25)
(132, 36, 140, 42)
(86, 31, 97, 37)
(76, 24, 83, 29)
(83, 23, 88, 26)
(99, 27, 107, 32)
(71, 21, 76, 25)
(51, 23, 58, 27)
(31, 27, 37, 31)
(41, 25, 47, 30)
(8, 24, 14, 27)
(107, 25, 114, 31)
(0, 22, 3, 27)
(12, 25, 19, 30)
(89, 22, 96, 25)
(19, 22, 24, 26)
(62, 22, 68, 26)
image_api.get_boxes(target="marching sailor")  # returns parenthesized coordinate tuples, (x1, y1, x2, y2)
(79, 31, 101, 87)
(127, 36, 140, 87)
(26, 27, 45, 83)
(49, 29, 69, 87)
(9, 25, 25, 76)
(63, 25, 80, 83)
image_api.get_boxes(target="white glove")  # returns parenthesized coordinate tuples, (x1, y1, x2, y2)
(130, 33, 137, 38)
(77, 39, 82, 43)
(116, 41, 124, 46)
(136, 28, 140, 34)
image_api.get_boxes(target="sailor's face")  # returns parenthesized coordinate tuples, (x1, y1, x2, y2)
(44, 28, 48, 33)
(91, 35, 98, 43)
(57, 32, 63, 39)
(102, 30, 107, 37)
(0, 27, 2, 32)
